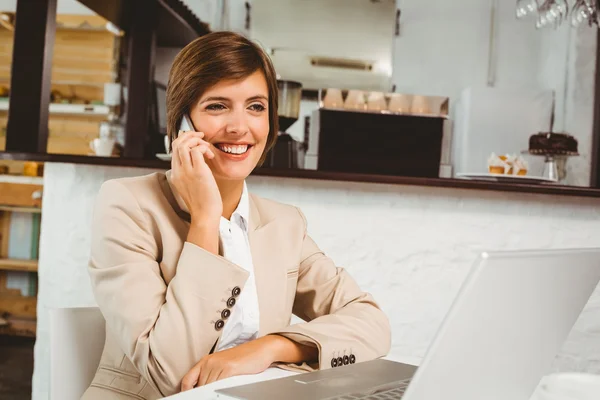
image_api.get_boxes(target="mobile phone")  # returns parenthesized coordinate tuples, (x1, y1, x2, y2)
(179, 114, 195, 132)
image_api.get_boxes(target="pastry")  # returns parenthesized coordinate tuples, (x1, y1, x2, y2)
(487, 153, 509, 174)
(512, 156, 528, 176)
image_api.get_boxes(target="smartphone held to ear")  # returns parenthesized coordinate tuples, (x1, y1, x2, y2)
(179, 114, 195, 132)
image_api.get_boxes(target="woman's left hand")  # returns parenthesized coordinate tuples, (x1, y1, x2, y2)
(180, 336, 282, 391)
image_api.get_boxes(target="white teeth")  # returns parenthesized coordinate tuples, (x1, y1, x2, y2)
(219, 144, 248, 154)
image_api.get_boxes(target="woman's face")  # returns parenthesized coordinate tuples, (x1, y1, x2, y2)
(189, 70, 270, 183)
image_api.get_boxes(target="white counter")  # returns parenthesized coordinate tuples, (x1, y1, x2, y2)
(30, 163, 600, 400)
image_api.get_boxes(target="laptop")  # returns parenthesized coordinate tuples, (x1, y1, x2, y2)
(215, 248, 600, 400)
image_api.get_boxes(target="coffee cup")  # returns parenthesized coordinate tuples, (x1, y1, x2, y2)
(90, 137, 115, 157)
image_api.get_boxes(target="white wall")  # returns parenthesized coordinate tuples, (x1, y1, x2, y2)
(562, 27, 597, 187)
(251, 0, 395, 90)
(31, 162, 600, 399)
(392, 0, 543, 103)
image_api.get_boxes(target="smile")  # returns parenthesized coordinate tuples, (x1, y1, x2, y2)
(215, 143, 252, 155)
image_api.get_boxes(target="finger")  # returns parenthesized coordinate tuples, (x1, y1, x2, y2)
(204, 147, 216, 159)
(197, 360, 212, 387)
(171, 139, 182, 168)
(176, 136, 210, 154)
(198, 368, 222, 386)
(178, 142, 193, 173)
(180, 364, 201, 392)
(189, 145, 209, 168)
(172, 131, 204, 150)
(216, 365, 234, 383)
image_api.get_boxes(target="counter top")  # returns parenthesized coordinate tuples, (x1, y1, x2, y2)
(2, 151, 600, 199)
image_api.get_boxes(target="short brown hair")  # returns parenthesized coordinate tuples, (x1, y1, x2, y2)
(166, 31, 279, 165)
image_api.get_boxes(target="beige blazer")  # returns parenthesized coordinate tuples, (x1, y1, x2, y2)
(81, 172, 391, 400)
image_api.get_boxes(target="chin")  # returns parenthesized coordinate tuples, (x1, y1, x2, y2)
(212, 164, 256, 182)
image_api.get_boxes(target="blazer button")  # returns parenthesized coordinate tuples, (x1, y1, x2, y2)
(337, 357, 343, 367)
(349, 354, 356, 364)
(221, 309, 231, 319)
(343, 355, 349, 365)
(214, 320, 225, 331)
(331, 358, 338, 368)
(232, 286, 241, 297)
(227, 297, 236, 308)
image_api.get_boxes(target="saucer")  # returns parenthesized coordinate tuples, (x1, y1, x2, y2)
(156, 153, 171, 161)
(456, 172, 557, 184)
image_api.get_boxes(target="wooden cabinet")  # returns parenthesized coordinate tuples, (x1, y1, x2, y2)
(0, 176, 43, 337)
(0, 14, 119, 157)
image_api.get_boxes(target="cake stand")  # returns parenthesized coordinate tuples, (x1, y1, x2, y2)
(522, 150, 579, 183)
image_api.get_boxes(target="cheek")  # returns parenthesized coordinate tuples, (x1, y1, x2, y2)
(193, 116, 223, 138)
(250, 116, 270, 143)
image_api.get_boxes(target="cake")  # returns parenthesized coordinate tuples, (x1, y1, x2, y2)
(529, 132, 578, 155)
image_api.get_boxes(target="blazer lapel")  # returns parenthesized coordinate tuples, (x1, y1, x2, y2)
(248, 195, 287, 336)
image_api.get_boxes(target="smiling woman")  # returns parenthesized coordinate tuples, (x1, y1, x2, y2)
(82, 31, 391, 400)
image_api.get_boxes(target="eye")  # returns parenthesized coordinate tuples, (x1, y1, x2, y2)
(248, 103, 266, 112)
(206, 103, 226, 111)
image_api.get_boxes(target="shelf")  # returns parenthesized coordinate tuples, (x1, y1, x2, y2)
(0, 205, 41, 214)
(0, 316, 36, 338)
(0, 259, 38, 272)
(76, 0, 211, 47)
(0, 101, 110, 117)
(0, 175, 43, 185)
(2, 150, 600, 199)
(0, 77, 108, 89)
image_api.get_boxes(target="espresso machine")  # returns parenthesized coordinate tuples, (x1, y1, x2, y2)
(265, 80, 305, 169)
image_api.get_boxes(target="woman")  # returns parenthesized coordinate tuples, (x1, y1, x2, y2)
(82, 31, 390, 400)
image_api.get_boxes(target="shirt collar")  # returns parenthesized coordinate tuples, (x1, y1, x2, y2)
(165, 170, 249, 230)
(234, 181, 250, 229)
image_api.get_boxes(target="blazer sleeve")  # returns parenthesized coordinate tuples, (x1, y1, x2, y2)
(273, 207, 391, 370)
(88, 180, 249, 397)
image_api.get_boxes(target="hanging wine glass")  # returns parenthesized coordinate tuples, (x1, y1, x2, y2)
(516, 0, 540, 18)
(571, 0, 587, 26)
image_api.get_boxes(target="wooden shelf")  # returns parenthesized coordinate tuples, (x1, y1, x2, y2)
(0, 205, 41, 214)
(0, 101, 109, 117)
(0, 175, 43, 185)
(76, 0, 211, 47)
(0, 316, 36, 338)
(0, 259, 38, 272)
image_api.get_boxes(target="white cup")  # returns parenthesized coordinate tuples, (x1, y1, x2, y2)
(411, 95, 432, 115)
(90, 137, 115, 157)
(388, 94, 412, 114)
(344, 90, 366, 110)
(367, 92, 387, 112)
(322, 88, 344, 109)
(533, 373, 600, 400)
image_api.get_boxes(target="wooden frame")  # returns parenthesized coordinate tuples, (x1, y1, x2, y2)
(4, 0, 57, 154)
(123, 0, 158, 158)
(591, 28, 600, 187)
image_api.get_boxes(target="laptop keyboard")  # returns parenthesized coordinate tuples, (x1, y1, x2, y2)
(327, 378, 411, 399)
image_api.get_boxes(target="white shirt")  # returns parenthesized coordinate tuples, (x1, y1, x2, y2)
(214, 182, 261, 351)
(165, 173, 260, 351)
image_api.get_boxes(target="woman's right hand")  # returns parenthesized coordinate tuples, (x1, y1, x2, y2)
(170, 130, 222, 227)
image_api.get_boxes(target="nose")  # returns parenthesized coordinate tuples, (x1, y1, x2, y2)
(225, 109, 249, 136)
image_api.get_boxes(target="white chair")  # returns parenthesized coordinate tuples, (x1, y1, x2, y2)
(49, 307, 105, 400)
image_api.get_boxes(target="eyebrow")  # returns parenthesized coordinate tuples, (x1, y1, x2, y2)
(200, 95, 268, 104)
